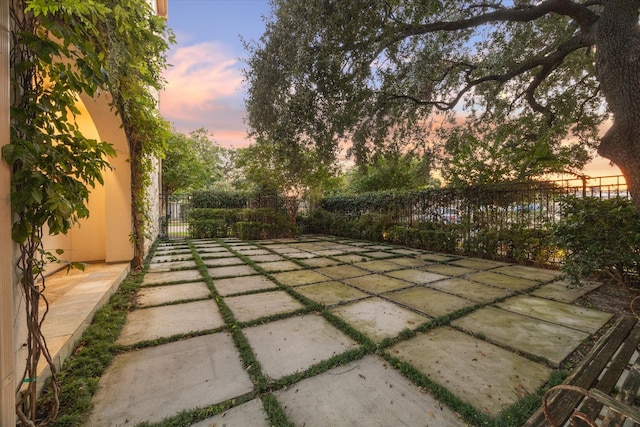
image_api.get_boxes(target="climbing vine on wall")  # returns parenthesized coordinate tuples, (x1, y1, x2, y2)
(2, 0, 172, 424)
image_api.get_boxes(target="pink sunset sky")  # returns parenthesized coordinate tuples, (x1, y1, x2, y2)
(159, 0, 621, 179)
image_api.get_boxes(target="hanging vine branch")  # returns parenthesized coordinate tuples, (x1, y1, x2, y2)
(3, 0, 172, 424)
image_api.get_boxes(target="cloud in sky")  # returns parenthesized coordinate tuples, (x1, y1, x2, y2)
(160, 41, 252, 148)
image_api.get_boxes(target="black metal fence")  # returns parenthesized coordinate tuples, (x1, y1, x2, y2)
(160, 193, 192, 239)
(161, 175, 628, 241)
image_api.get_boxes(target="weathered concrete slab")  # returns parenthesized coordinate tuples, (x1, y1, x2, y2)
(387, 287, 476, 317)
(423, 263, 476, 277)
(137, 282, 211, 307)
(271, 270, 330, 286)
(428, 278, 513, 303)
(88, 333, 253, 426)
(388, 257, 431, 268)
(258, 260, 305, 272)
(386, 268, 448, 284)
(493, 264, 563, 282)
(149, 253, 193, 263)
(466, 271, 539, 291)
(204, 257, 244, 267)
(275, 354, 466, 426)
(315, 265, 368, 280)
(330, 298, 428, 342)
(532, 280, 602, 303)
(214, 275, 276, 296)
(235, 249, 270, 256)
(287, 252, 318, 259)
(117, 300, 224, 345)
(496, 295, 612, 333)
(390, 248, 422, 255)
(361, 251, 395, 259)
(225, 290, 305, 322)
(147, 260, 197, 273)
(301, 257, 341, 268)
(142, 269, 203, 286)
(417, 253, 457, 262)
(352, 259, 403, 273)
(295, 281, 369, 306)
(312, 249, 345, 256)
(343, 274, 411, 294)
(449, 258, 508, 270)
(208, 265, 257, 279)
(191, 399, 270, 427)
(332, 254, 371, 263)
(390, 327, 552, 416)
(452, 306, 590, 366)
(247, 254, 285, 263)
(243, 314, 357, 380)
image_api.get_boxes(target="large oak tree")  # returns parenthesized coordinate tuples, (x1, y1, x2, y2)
(244, 0, 640, 208)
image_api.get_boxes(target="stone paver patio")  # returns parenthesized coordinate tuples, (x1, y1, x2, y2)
(85, 236, 615, 426)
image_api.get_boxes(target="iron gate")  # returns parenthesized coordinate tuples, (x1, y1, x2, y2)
(160, 193, 191, 239)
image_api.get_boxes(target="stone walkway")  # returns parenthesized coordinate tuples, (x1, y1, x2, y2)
(86, 236, 612, 426)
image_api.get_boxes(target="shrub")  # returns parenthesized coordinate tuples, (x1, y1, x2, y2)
(554, 197, 640, 288)
(191, 190, 248, 209)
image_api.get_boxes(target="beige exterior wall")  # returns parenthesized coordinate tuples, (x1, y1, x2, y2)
(2, 2, 168, 421)
(0, 0, 15, 423)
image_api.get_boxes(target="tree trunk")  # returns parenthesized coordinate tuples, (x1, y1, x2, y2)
(595, 0, 640, 208)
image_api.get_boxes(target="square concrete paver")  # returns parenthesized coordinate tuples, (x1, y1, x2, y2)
(315, 265, 368, 280)
(449, 258, 508, 270)
(88, 333, 253, 426)
(275, 354, 466, 427)
(453, 306, 590, 366)
(532, 280, 602, 303)
(117, 300, 224, 346)
(191, 399, 270, 427)
(386, 287, 476, 317)
(214, 275, 276, 296)
(388, 257, 431, 268)
(247, 254, 285, 263)
(386, 268, 448, 284)
(204, 257, 244, 267)
(343, 274, 411, 294)
(428, 278, 513, 303)
(352, 260, 403, 273)
(492, 265, 562, 282)
(467, 271, 539, 291)
(301, 257, 341, 268)
(330, 298, 428, 342)
(208, 265, 258, 278)
(332, 254, 371, 263)
(142, 269, 203, 286)
(149, 254, 193, 263)
(422, 263, 476, 277)
(390, 327, 552, 416)
(295, 281, 369, 306)
(243, 314, 358, 380)
(417, 253, 457, 262)
(496, 295, 612, 333)
(271, 270, 330, 286)
(147, 260, 197, 273)
(259, 260, 305, 272)
(137, 282, 211, 307)
(225, 290, 305, 322)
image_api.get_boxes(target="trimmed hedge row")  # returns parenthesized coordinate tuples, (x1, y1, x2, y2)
(189, 207, 291, 240)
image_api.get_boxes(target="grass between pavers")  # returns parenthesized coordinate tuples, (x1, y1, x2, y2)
(42, 241, 158, 427)
(44, 236, 585, 427)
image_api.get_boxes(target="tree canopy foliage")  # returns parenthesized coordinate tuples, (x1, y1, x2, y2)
(245, 0, 640, 207)
(162, 128, 227, 195)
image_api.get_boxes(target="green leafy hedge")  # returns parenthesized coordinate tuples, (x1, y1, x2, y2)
(189, 207, 291, 239)
(191, 190, 248, 209)
(554, 197, 640, 287)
